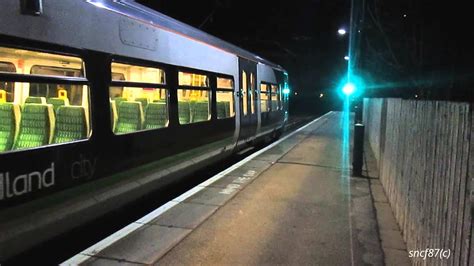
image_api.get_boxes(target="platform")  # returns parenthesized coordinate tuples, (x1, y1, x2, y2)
(64, 111, 390, 265)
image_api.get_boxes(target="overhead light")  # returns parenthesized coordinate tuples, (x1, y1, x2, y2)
(338, 28, 346, 35)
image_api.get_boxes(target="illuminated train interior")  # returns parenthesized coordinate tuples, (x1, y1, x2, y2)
(0, 46, 285, 152)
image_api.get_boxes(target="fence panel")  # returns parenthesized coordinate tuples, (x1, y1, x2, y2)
(363, 98, 472, 265)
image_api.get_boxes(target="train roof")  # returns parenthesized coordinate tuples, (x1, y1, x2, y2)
(91, 0, 285, 71)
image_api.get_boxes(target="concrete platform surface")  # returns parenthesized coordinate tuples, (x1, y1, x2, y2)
(69, 112, 385, 265)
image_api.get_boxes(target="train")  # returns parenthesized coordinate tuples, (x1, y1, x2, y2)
(0, 0, 288, 260)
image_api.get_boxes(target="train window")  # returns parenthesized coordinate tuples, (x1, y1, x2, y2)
(110, 62, 168, 134)
(242, 71, 247, 115)
(177, 71, 210, 124)
(177, 89, 210, 124)
(1, 82, 91, 152)
(0, 61, 16, 73)
(250, 73, 255, 114)
(110, 72, 126, 99)
(271, 84, 279, 111)
(112, 72, 126, 81)
(216, 77, 234, 119)
(279, 84, 283, 109)
(0, 62, 16, 102)
(179, 72, 209, 87)
(0, 46, 84, 77)
(217, 77, 233, 89)
(260, 84, 269, 112)
(111, 62, 165, 84)
(0, 46, 91, 153)
(30, 66, 83, 105)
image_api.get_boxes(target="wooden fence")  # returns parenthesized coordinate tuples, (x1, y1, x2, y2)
(363, 98, 473, 265)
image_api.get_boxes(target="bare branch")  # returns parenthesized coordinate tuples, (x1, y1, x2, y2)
(368, 0, 402, 67)
(364, 36, 401, 70)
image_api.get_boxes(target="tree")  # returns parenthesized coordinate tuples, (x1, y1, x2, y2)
(357, 0, 473, 101)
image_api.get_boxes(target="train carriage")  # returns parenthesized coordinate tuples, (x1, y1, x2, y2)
(0, 0, 288, 260)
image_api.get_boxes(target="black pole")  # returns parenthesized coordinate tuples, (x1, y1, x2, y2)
(352, 123, 364, 176)
(354, 98, 363, 124)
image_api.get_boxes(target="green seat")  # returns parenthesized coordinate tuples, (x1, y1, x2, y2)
(135, 98, 149, 111)
(144, 103, 167, 129)
(47, 98, 69, 113)
(115, 101, 143, 134)
(217, 102, 227, 119)
(13, 104, 53, 150)
(191, 101, 209, 123)
(25, 96, 46, 104)
(115, 97, 127, 106)
(178, 101, 190, 124)
(114, 97, 127, 115)
(0, 103, 19, 152)
(53, 106, 87, 144)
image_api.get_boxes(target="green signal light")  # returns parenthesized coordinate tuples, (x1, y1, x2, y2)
(342, 82, 355, 96)
(283, 88, 290, 94)
(337, 74, 365, 99)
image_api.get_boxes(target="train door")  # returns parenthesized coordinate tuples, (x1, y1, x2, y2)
(238, 58, 258, 143)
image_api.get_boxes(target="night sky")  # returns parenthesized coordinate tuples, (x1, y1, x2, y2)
(136, 0, 474, 106)
(137, 0, 351, 113)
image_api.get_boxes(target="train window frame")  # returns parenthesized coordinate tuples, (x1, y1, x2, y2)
(177, 70, 212, 125)
(259, 82, 270, 113)
(216, 76, 235, 119)
(110, 60, 170, 135)
(270, 84, 280, 111)
(242, 71, 248, 116)
(278, 84, 283, 110)
(250, 73, 255, 114)
(0, 45, 92, 154)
